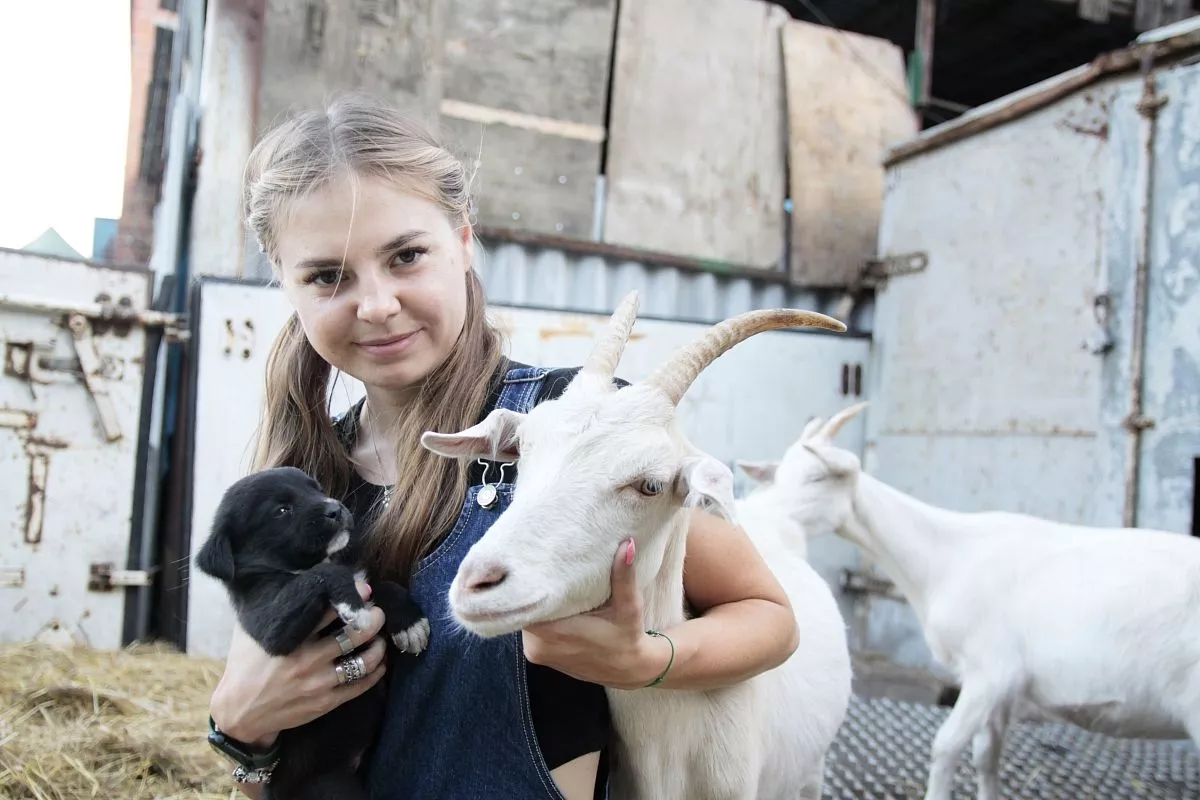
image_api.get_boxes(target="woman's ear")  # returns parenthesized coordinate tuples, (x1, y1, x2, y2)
(459, 217, 474, 273)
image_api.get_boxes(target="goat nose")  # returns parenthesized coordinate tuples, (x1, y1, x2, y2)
(323, 499, 342, 519)
(462, 562, 508, 593)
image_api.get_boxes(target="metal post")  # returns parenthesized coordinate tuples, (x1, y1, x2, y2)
(913, 0, 937, 109)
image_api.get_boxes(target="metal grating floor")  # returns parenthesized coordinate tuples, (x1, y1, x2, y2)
(823, 696, 1200, 799)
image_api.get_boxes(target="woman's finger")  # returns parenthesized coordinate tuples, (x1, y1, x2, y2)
(317, 606, 386, 662)
(305, 580, 374, 642)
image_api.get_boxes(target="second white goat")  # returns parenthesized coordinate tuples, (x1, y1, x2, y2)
(740, 401, 1200, 800)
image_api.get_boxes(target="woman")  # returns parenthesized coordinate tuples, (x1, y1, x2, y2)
(206, 93, 800, 800)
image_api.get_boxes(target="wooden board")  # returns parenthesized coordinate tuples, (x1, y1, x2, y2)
(439, 115, 600, 239)
(441, 0, 615, 126)
(601, 0, 788, 268)
(258, 0, 446, 131)
(782, 20, 918, 287)
(438, 0, 616, 238)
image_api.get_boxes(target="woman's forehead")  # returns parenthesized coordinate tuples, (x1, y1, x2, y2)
(275, 174, 452, 266)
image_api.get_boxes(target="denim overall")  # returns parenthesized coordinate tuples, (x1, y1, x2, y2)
(364, 366, 575, 800)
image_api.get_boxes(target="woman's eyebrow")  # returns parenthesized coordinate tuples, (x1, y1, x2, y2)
(376, 230, 425, 254)
(294, 256, 346, 272)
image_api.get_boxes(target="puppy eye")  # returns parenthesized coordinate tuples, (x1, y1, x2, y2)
(634, 478, 665, 497)
(272, 504, 292, 517)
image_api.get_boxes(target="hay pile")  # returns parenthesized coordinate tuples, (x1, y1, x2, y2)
(0, 641, 235, 799)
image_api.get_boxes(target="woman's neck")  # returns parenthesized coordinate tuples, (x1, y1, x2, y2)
(354, 386, 417, 486)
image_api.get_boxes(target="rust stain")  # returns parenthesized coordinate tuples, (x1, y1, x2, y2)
(25, 451, 48, 545)
(538, 320, 647, 343)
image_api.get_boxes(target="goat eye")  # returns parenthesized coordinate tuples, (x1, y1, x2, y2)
(273, 504, 292, 518)
(635, 478, 665, 497)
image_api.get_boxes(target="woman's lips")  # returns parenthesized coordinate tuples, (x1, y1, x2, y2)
(356, 329, 422, 357)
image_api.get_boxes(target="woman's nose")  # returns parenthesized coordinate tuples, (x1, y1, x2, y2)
(357, 280, 402, 323)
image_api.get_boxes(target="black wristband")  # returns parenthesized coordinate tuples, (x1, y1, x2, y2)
(207, 715, 281, 771)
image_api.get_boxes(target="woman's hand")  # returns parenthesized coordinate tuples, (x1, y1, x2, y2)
(521, 540, 672, 691)
(209, 580, 389, 748)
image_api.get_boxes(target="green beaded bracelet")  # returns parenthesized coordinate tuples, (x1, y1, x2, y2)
(643, 629, 675, 688)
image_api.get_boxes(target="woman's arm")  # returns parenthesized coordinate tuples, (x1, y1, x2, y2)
(521, 509, 799, 691)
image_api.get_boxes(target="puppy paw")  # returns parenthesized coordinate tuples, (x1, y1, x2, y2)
(391, 617, 431, 655)
(335, 602, 374, 632)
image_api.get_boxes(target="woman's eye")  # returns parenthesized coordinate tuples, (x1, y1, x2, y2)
(273, 504, 292, 518)
(308, 270, 341, 287)
(635, 478, 665, 497)
(390, 247, 426, 267)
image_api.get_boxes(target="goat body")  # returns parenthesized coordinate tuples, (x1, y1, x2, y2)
(762, 403, 1200, 800)
(606, 509, 852, 800)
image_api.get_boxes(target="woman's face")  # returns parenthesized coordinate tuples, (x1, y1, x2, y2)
(275, 173, 471, 392)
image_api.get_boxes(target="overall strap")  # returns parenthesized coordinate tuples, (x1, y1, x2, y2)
(494, 365, 549, 414)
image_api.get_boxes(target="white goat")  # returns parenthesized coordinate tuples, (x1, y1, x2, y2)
(421, 292, 853, 800)
(741, 401, 1200, 800)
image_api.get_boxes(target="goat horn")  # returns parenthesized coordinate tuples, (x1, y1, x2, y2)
(580, 291, 641, 381)
(821, 401, 869, 441)
(643, 309, 846, 405)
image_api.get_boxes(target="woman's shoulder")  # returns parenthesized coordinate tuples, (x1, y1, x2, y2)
(501, 360, 631, 405)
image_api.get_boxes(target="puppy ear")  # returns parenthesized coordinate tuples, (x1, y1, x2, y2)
(196, 522, 236, 582)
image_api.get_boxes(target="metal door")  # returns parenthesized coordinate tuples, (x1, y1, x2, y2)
(0, 249, 176, 649)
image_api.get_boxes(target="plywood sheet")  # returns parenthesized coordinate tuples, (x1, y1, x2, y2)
(438, 0, 616, 237)
(258, 0, 446, 131)
(782, 21, 918, 287)
(602, 0, 788, 268)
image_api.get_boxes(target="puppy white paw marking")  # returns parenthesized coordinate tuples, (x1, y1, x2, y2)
(335, 602, 373, 632)
(392, 618, 431, 655)
(326, 530, 350, 556)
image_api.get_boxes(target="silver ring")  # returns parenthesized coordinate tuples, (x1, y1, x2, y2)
(334, 628, 354, 656)
(334, 654, 367, 686)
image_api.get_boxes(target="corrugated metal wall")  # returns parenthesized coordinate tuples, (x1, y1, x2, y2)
(475, 235, 875, 332)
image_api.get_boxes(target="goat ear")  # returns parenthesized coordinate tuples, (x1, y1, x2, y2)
(801, 442, 860, 478)
(195, 523, 236, 583)
(420, 408, 525, 462)
(679, 455, 737, 521)
(735, 460, 778, 484)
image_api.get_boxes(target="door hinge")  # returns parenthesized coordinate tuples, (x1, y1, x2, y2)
(860, 252, 929, 288)
(0, 567, 25, 588)
(88, 563, 159, 592)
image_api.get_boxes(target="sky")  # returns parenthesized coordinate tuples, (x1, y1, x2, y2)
(0, 1, 131, 257)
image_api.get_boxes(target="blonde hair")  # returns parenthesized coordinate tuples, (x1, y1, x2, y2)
(244, 94, 504, 581)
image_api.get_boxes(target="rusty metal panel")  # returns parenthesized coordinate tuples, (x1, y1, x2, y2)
(184, 276, 871, 658)
(863, 79, 1118, 672)
(0, 250, 151, 649)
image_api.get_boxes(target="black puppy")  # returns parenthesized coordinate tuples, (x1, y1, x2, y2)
(196, 466, 429, 799)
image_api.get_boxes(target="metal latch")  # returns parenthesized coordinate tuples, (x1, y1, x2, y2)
(840, 568, 906, 602)
(88, 563, 159, 592)
(859, 251, 929, 289)
(67, 313, 124, 442)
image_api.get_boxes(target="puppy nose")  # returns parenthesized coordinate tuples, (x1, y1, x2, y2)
(323, 499, 343, 519)
(460, 561, 508, 593)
